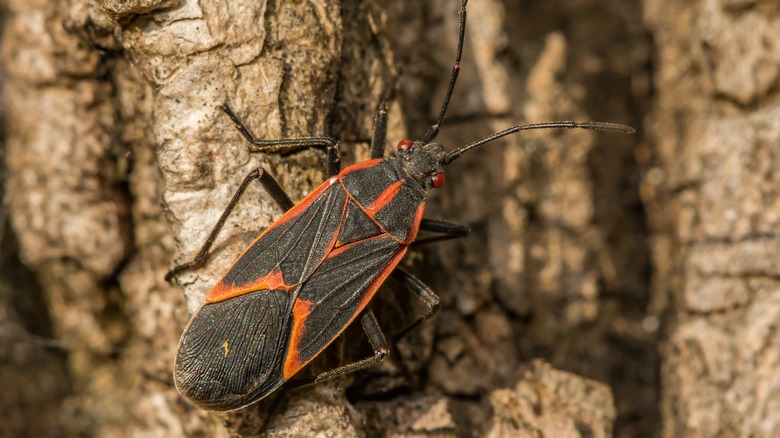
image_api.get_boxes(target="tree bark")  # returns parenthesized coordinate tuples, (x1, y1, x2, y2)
(644, 1, 780, 436)
(0, 0, 708, 436)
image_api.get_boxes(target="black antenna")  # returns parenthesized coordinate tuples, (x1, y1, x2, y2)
(422, 0, 469, 144)
(442, 121, 636, 166)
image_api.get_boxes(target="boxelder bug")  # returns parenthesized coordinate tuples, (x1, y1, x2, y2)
(167, 0, 635, 411)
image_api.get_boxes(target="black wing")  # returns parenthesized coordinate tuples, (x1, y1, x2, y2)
(174, 289, 294, 410)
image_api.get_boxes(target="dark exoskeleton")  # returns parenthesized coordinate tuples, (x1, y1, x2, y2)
(167, 0, 634, 411)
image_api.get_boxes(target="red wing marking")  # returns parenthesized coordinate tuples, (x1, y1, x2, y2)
(218, 176, 336, 271)
(207, 268, 295, 303)
(338, 158, 383, 177)
(206, 177, 346, 303)
(339, 183, 426, 245)
(281, 244, 408, 380)
(366, 180, 405, 216)
(283, 298, 315, 379)
(326, 235, 388, 260)
(402, 202, 426, 245)
(272, 177, 337, 228)
(260, 269, 291, 291)
(355, 245, 407, 311)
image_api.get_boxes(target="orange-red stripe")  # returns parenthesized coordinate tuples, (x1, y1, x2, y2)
(356, 247, 407, 311)
(401, 202, 426, 245)
(207, 268, 295, 303)
(338, 158, 383, 177)
(206, 177, 342, 302)
(366, 180, 405, 216)
(283, 298, 314, 379)
(326, 235, 388, 259)
(273, 177, 337, 227)
(281, 245, 409, 380)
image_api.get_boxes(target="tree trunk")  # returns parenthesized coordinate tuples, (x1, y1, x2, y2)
(8, 0, 775, 436)
(644, 1, 780, 436)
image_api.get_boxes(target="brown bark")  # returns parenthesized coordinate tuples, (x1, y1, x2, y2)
(644, 1, 780, 436)
(0, 0, 680, 436)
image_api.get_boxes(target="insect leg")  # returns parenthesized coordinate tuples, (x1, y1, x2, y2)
(412, 218, 470, 246)
(389, 268, 440, 342)
(313, 309, 389, 382)
(165, 168, 293, 282)
(370, 103, 388, 159)
(221, 104, 342, 177)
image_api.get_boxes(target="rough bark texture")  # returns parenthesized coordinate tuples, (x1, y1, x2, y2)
(643, 1, 780, 436)
(2, 0, 771, 437)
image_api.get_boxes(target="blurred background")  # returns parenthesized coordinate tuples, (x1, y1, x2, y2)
(2, 0, 778, 436)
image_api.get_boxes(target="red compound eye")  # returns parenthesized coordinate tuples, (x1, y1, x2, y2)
(431, 173, 445, 189)
(397, 139, 414, 151)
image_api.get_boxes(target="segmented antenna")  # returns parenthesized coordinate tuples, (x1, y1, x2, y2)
(442, 121, 636, 166)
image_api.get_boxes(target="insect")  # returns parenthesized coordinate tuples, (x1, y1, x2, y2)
(167, 0, 634, 411)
